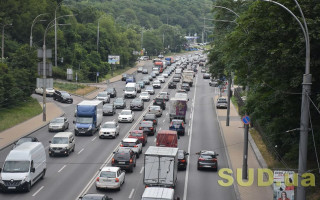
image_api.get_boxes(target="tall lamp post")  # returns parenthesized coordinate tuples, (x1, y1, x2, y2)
(1, 22, 12, 62)
(55, 1, 65, 67)
(30, 13, 48, 48)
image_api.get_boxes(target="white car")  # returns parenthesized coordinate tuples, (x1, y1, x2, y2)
(35, 87, 55, 96)
(95, 92, 110, 104)
(145, 86, 155, 95)
(139, 92, 150, 101)
(95, 166, 125, 190)
(162, 72, 169, 78)
(157, 76, 165, 83)
(152, 80, 161, 89)
(99, 121, 120, 139)
(120, 138, 143, 158)
(118, 110, 134, 123)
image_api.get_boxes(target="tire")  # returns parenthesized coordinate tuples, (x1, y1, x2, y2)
(41, 169, 46, 179)
(25, 182, 31, 192)
(136, 153, 139, 159)
(122, 177, 125, 184)
(72, 145, 75, 152)
(96, 186, 100, 191)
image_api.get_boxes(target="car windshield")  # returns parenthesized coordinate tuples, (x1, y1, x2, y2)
(103, 104, 113, 109)
(102, 123, 116, 128)
(120, 110, 131, 115)
(16, 138, 33, 145)
(178, 151, 185, 159)
(182, 83, 189, 87)
(218, 99, 227, 103)
(61, 92, 70, 97)
(3, 161, 30, 173)
(76, 117, 93, 124)
(130, 132, 142, 137)
(115, 98, 124, 103)
(106, 88, 114, 93)
(132, 99, 141, 103)
(154, 81, 160, 83)
(200, 154, 216, 159)
(114, 152, 130, 159)
(141, 121, 152, 127)
(100, 171, 116, 178)
(172, 121, 182, 125)
(121, 142, 136, 147)
(52, 137, 69, 144)
(160, 92, 168, 95)
(140, 92, 148, 96)
(51, 118, 64, 123)
(150, 106, 159, 111)
(144, 114, 155, 119)
(82, 195, 105, 200)
(174, 74, 180, 77)
(146, 86, 153, 90)
(97, 93, 108, 97)
(125, 87, 135, 91)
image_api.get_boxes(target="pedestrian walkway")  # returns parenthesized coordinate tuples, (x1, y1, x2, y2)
(0, 61, 149, 150)
(214, 95, 273, 200)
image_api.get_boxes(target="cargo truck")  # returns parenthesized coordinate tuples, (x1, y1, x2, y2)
(74, 100, 103, 136)
(182, 70, 194, 87)
(144, 146, 178, 188)
(169, 96, 188, 122)
(141, 187, 180, 200)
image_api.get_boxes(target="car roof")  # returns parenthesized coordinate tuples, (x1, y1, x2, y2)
(103, 121, 116, 125)
(130, 130, 143, 134)
(200, 150, 216, 155)
(121, 109, 131, 112)
(101, 166, 120, 172)
(122, 138, 138, 142)
(150, 105, 160, 108)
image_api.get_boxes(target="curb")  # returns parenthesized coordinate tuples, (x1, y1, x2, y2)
(248, 131, 268, 169)
(212, 97, 241, 200)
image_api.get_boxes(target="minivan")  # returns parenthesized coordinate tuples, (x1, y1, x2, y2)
(0, 142, 46, 192)
(49, 132, 75, 157)
(156, 130, 179, 148)
(124, 82, 137, 98)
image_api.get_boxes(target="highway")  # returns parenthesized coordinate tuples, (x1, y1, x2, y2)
(0, 54, 236, 200)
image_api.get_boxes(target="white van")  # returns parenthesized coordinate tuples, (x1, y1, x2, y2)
(49, 132, 75, 157)
(175, 68, 182, 74)
(124, 82, 137, 98)
(0, 142, 46, 192)
(141, 187, 179, 200)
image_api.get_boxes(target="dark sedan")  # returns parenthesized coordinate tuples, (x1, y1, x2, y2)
(112, 148, 136, 172)
(197, 150, 219, 171)
(53, 90, 73, 104)
(130, 98, 144, 111)
(79, 193, 113, 200)
(114, 98, 126, 109)
(181, 83, 190, 91)
(168, 82, 177, 89)
(143, 113, 158, 125)
(139, 121, 156, 136)
(178, 149, 189, 170)
(103, 103, 116, 116)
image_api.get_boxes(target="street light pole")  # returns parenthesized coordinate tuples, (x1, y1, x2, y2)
(30, 13, 48, 48)
(55, 1, 64, 67)
(1, 23, 12, 62)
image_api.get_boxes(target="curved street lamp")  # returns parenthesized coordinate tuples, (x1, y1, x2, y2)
(30, 13, 48, 48)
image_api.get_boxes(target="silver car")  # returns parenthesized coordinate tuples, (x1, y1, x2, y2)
(148, 105, 162, 117)
(99, 121, 120, 139)
(145, 86, 155, 95)
(48, 117, 69, 132)
(216, 97, 228, 109)
(96, 92, 110, 104)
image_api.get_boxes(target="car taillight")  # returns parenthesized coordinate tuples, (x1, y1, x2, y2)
(139, 127, 142, 130)
(130, 159, 133, 163)
(112, 158, 115, 164)
(134, 145, 138, 147)
(153, 120, 156, 123)
(150, 127, 153, 130)
(180, 159, 186, 163)
(213, 158, 217, 162)
(199, 158, 205, 161)
(170, 122, 173, 126)
(115, 178, 119, 182)
(120, 144, 124, 147)
(96, 177, 100, 182)
(181, 122, 184, 127)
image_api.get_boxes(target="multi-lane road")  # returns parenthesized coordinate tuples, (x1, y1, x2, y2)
(0, 55, 236, 200)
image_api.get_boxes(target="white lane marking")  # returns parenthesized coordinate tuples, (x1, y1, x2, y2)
(166, 113, 168, 115)
(183, 72, 198, 200)
(76, 74, 175, 199)
(188, 129, 190, 136)
(163, 119, 165, 123)
(78, 148, 84, 154)
(91, 136, 97, 141)
(58, 165, 67, 173)
(129, 188, 135, 199)
(159, 128, 161, 130)
(140, 166, 144, 174)
(154, 138, 156, 142)
(32, 186, 44, 196)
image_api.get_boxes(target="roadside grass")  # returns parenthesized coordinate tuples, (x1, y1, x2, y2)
(0, 97, 42, 132)
(54, 82, 97, 96)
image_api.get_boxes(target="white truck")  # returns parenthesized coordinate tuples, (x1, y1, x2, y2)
(141, 187, 180, 200)
(182, 70, 194, 87)
(169, 95, 188, 122)
(144, 146, 178, 188)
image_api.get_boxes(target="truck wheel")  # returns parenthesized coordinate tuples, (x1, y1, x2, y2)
(41, 169, 46, 179)
(25, 182, 31, 192)
(136, 153, 139, 159)
(72, 145, 75, 152)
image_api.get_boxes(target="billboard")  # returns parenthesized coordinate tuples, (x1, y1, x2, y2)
(108, 55, 120, 64)
(273, 170, 295, 200)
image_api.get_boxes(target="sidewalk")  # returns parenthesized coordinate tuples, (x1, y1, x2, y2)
(214, 95, 273, 200)
(0, 61, 148, 150)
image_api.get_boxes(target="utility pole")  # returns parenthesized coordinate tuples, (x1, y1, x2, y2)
(226, 74, 231, 126)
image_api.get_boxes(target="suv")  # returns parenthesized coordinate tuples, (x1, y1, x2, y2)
(130, 98, 144, 111)
(197, 150, 219, 171)
(139, 121, 156, 136)
(153, 97, 166, 110)
(216, 97, 228, 109)
(143, 113, 158, 125)
(112, 148, 136, 172)
(169, 119, 185, 136)
(53, 90, 73, 104)
(120, 138, 143, 158)
(99, 121, 120, 139)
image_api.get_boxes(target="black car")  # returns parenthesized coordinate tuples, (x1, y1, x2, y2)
(143, 113, 158, 125)
(122, 74, 127, 81)
(168, 82, 177, 89)
(12, 136, 39, 149)
(105, 87, 117, 98)
(112, 148, 136, 172)
(130, 98, 144, 111)
(197, 150, 219, 171)
(79, 193, 113, 200)
(139, 121, 156, 136)
(142, 77, 150, 85)
(178, 149, 189, 170)
(53, 90, 73, 104)
(114, 97, 126, 109)
(181, 83, 190, 91)
(169, 119, 185, 136)
(103, 103, 116, 116)
(153, 97, 166, 110)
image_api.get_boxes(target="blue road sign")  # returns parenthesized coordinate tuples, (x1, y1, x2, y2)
(242, 115, 250, 125)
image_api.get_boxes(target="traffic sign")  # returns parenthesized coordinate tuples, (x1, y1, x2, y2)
(242, 115, 250, 125)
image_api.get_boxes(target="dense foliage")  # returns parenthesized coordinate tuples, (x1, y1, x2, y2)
(0, 0, 212, 108)
(208, 0, 320, 175)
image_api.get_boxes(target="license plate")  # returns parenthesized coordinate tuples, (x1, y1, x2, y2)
(8, 187, 16, 189)
(174, 125, 180, 128)
(119, 162, 125, 164)
(144, 128, 149, 131)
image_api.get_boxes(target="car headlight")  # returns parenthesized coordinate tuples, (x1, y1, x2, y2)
(88, 125, 92, 130)
(74, 126, 78, 130)
(21, 176, 28, 184)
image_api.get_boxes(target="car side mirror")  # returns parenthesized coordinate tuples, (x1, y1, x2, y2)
(216, 154, 219, 156)
(186, 153, 189, 155)
(30, 168, 35, 173)
(69, 141, 72, 143)
(49, 141, 51, 143)
(73, 120, 75, 124)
